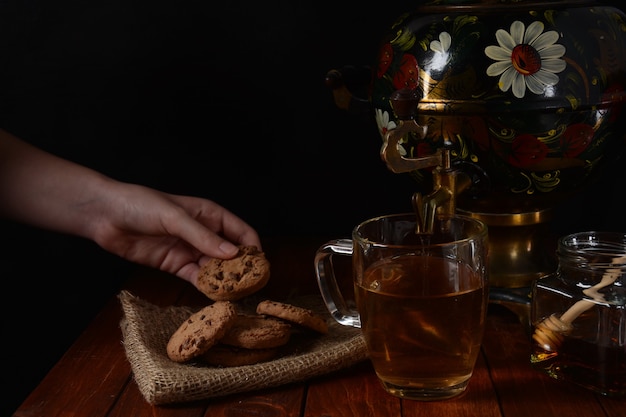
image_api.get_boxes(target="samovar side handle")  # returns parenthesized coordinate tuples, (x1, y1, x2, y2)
(324, 68, 372, 115)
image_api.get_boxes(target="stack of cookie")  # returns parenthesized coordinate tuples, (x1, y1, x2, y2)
(166, 246, 328, 367)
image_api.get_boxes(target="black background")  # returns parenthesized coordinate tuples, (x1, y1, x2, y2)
(1, 1, 624, 414)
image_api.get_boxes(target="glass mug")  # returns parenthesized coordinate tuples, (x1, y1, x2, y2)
(315, 213, 489, 400)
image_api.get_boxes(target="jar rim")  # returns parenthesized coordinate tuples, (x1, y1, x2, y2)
(558, 231, 626, 269)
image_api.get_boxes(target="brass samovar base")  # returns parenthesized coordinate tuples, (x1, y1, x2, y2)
(458, 207, 559, 330)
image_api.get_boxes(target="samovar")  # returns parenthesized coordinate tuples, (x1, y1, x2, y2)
(326, 0, 626, 321)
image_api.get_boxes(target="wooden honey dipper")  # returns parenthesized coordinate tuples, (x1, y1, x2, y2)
(532, 254, 626, 352)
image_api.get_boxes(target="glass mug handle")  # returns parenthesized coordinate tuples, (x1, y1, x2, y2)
(314, 239, 361, 328)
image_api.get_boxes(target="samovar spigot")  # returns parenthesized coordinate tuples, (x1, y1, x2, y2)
(380, 89, 471, 234)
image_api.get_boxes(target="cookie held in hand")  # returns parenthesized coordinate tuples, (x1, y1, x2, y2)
(166, 301, 238, 363)
(197, 245, 270, 301)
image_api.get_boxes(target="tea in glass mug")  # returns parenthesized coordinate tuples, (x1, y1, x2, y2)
(315, 213, 489, 400)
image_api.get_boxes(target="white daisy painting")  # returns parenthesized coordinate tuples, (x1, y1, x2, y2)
(485, 21, 566, 98)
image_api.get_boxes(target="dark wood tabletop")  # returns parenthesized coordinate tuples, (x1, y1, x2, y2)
(12, 236, 626, 417)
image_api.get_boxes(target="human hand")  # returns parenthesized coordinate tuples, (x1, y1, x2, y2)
(89, 182, 261, 286)
(0, 130, 261, 286)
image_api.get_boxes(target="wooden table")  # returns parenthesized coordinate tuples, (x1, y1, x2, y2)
(12, 236, 626, 417)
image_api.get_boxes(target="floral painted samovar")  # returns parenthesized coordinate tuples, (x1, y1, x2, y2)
(327, 0, 626, 311)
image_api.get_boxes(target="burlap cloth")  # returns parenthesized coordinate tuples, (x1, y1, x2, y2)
(118, 290, 368, 405)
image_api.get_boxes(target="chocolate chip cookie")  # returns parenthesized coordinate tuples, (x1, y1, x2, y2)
(256, 300, 329, 334)
(166, 301, 238, 363)
(220, 314, 292, 349)
(197, 245, 271, 301)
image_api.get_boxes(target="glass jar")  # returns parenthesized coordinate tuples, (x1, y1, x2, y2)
(530, 231, 626, 397)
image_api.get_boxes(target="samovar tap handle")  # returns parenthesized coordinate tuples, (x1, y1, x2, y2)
(379, 89, 440, 173)
(380, 89, 471, 234)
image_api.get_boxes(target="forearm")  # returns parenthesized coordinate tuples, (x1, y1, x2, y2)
(0, 129, 113, 239)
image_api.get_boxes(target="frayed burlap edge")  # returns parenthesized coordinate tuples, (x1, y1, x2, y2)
(118, 290, 367, 405)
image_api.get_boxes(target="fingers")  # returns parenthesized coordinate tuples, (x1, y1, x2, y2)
(177, 262, 201, 287)
(219, 210, 262, 249)
(171, 225, 256, 288)
(171, 214, 239, 259)
(153, 193, 263, 290)
(167, 195, 261, 259)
